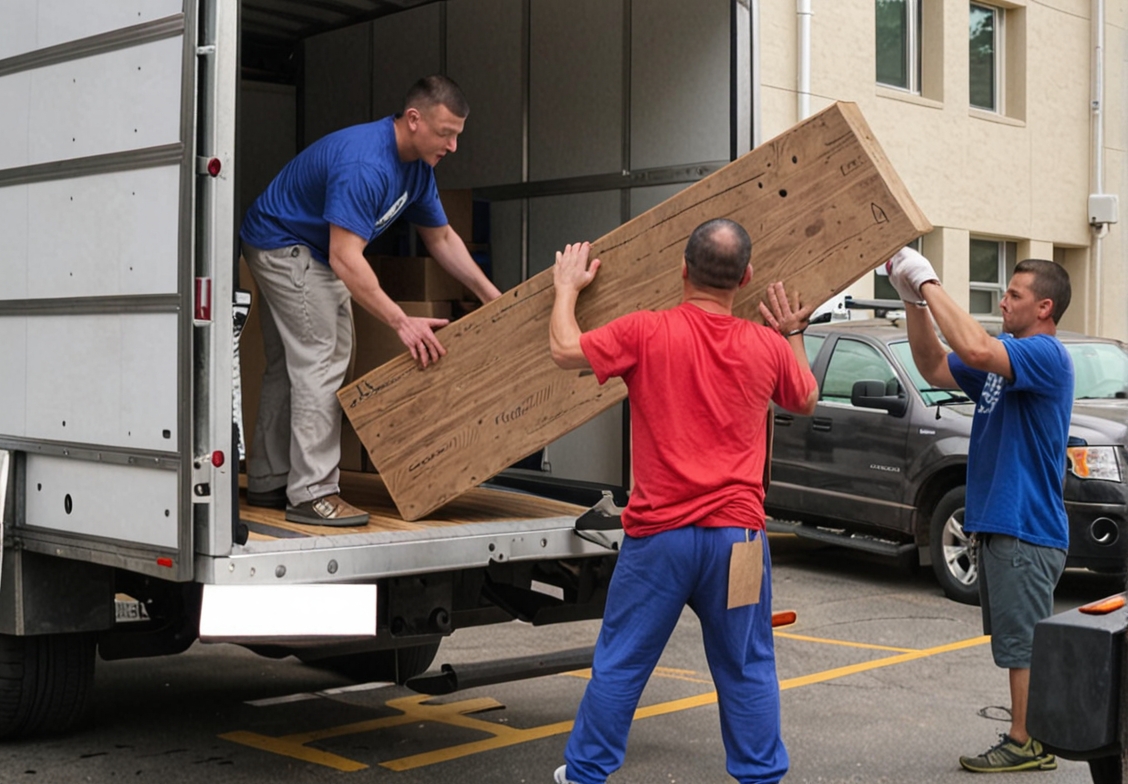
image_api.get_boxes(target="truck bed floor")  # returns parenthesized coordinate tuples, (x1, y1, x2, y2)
(237, 470, 584, 542)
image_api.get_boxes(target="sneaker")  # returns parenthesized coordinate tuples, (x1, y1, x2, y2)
(285, 494, 369, 527)
(553, 765, 580, 784)
(247, 485, 287, 509)
(959, 734, 1057, 773)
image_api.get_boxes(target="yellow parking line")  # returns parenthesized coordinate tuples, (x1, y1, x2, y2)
(774, 631, 917, 653)
(779, 635, 990, 690)
(220, 634, 992, 772)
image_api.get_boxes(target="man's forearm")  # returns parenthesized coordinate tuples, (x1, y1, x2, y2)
(549, 289, 589, 369)
(421, 225, 502, 302)
(920, 281, 997, 368)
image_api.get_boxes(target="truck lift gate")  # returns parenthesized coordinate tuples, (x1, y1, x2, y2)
(0, 1, 235, 582)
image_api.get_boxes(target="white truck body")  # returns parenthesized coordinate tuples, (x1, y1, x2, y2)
(0, 0, 751, 737)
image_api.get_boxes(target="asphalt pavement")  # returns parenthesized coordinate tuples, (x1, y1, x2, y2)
(1, 533, 1120, 783)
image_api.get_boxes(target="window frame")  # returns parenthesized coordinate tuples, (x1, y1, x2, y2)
(968, 238, 1017, 317)
(969, 3, 1004, 113)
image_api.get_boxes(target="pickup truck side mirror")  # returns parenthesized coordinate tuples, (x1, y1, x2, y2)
(851, 379, 908, 417)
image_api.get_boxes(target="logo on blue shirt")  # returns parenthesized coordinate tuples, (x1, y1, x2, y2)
(375, 191, 408, 232)
(978, 373, 1004, 415)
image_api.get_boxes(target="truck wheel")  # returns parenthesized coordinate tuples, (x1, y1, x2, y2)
(305, 642, 440, 685)
(929, 486, 980, 605)
(0, 632, 96, 739)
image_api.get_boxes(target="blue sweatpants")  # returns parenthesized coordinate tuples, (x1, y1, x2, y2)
(563, 526, 788, 784)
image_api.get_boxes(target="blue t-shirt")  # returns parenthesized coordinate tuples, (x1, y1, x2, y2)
(240, 116, 447, 263)
(948, 333, 1073, 550)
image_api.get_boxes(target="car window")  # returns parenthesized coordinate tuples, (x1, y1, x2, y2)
(803, 333, 826, 362)
(888, 340, 967, 406)
(821, 338, 899, 404)
(1067, 342, 1128, 400)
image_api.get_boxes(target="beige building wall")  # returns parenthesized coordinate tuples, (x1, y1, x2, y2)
(758, 0, 1126, 339)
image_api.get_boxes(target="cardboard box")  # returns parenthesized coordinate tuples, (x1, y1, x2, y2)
(352, 300, 453, 376)
(439, 189, 473, 244)
(373, 256, 464, 302)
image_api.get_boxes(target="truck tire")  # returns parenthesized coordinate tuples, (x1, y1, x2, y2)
(929, 486, 980, 605)
(0, 632, 96, 739)
(305, 642, 440, 685)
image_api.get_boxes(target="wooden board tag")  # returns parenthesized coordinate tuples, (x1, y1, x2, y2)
(728, 531, 764, 609)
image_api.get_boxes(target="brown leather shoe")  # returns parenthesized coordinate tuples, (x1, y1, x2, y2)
(285, 494, 369, 527)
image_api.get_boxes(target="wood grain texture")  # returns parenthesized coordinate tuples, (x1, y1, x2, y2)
(340, 102, 932, 520)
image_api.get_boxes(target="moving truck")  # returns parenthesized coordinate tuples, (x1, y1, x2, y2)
(0, 0, 630, 738)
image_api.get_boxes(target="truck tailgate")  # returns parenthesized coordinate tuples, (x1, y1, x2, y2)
(196, 471, 618, 585)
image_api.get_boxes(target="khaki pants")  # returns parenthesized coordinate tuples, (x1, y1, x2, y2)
(243, 242, 353, 506)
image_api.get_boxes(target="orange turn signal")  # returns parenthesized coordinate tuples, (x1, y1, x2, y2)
(1079, 594, 1127, 615)
(771, 610, 797, 628)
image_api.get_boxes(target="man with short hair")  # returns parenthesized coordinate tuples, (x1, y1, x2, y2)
(549, 219, 819, 784)
(241, 75, 500, 526)
(888, 248, 1073, 773)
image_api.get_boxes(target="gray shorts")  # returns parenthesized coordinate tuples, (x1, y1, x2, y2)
(977, 534, 1067, 669)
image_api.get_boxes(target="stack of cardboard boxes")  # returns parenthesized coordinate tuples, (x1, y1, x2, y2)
(240, 189, 485, 475)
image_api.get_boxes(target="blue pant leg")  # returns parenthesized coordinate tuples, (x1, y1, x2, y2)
(689, 528, 788, 784)
(564, 529, 697, 784)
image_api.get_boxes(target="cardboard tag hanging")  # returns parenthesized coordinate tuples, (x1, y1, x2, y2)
(728, 531, 764, 609)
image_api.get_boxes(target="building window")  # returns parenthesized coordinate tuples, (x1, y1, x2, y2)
(969, 238, 1016, 315)
(876, 0, 921, 92)
(969, 4, 1000, 111)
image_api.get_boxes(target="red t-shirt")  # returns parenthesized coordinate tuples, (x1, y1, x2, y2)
(580, 302, 815, 537)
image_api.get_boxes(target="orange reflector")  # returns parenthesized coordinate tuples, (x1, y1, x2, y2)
(156, 557, 174, 568)
(771, 610, 797, 628)
(1080, 594, 1126, 615)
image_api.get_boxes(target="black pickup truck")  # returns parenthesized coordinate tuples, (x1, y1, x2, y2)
(764, 314, 1128, 603)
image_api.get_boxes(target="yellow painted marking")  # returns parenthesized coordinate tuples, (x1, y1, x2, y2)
(221, 634, 992, 772)
(774, 631, 917, 653)
(779, 635, 990, 690)
(219, 730, 370, 772)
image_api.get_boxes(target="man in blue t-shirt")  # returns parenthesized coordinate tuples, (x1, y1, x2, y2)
(240, 75, 501, 526)
(888, 248, 1073, 774)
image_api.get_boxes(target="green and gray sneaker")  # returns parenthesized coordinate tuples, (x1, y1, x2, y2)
(960, 734, 1057, 773)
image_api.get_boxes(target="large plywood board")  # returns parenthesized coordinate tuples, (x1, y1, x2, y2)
(340, 102, 931, 520)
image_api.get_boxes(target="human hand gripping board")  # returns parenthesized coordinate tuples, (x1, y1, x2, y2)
(339, 101, 931, 521)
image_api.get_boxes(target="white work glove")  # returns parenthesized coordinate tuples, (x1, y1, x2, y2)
(885, 246, 940, 305)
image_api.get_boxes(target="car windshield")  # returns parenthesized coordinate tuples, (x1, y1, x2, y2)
(888, 340, 970, 406)
(1067, 341, 1128, 400)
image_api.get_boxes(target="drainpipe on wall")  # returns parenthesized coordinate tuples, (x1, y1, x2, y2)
(1090, 0, 1108, 333)
(797, 0, 812, 120)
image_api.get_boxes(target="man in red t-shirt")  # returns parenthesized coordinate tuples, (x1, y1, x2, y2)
(549, 219, 819, 784)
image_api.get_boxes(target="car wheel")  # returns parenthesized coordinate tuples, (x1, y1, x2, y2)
(929, 486, 980, 605)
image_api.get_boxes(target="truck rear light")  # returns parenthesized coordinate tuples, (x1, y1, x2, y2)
(206, 157, 221, 177)
(1080, 594, 1126, 615)
(194, 277, 212, 321)
(156, 557, 173, 568)
(211, 450, 225, 467)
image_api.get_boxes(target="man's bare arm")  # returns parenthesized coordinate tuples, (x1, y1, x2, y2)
(327, 224, 449, 368)
(550, 242, 600, 370)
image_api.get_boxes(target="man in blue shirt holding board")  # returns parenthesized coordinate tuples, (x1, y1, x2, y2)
(888, 247, 1073, 773)
(241, 75, 501, 526)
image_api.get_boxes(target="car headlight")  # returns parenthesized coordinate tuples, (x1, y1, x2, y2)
(1067, 446, 1122, 482)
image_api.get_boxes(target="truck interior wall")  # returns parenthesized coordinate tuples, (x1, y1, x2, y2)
(250, 0, 733, 489)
